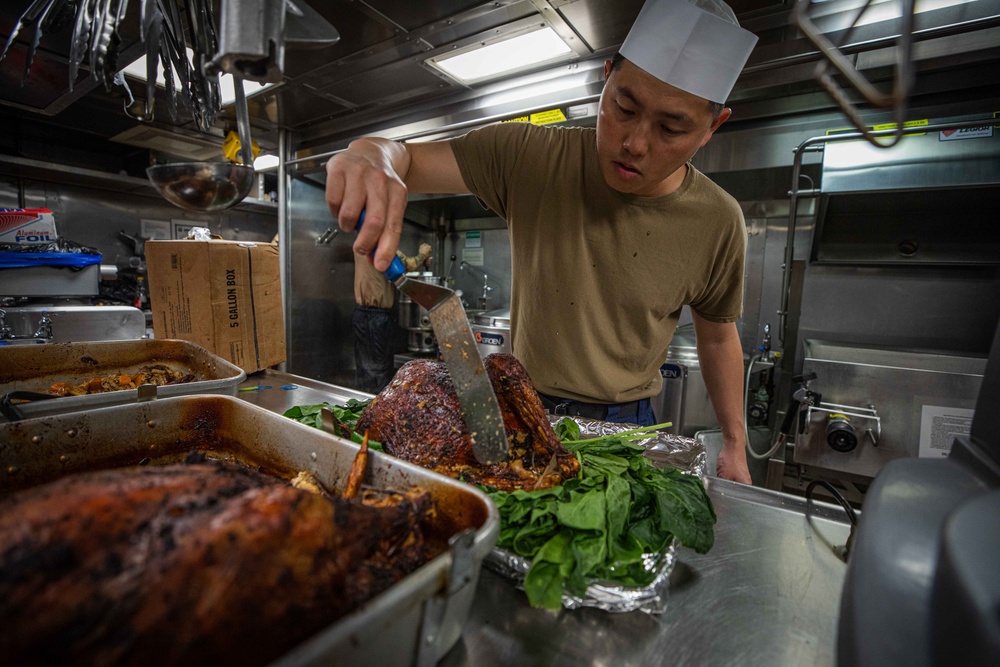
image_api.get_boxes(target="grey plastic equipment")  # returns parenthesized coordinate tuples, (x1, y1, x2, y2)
(837, 318, 1000, 667)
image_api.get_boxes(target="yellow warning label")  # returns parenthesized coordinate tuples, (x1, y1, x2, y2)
(872, 118, 927, 135)
(502, 108, 567, 125)
(994, 110, 999, 128)
(826, 118, 928, 137)
(529, 109, 567, 125)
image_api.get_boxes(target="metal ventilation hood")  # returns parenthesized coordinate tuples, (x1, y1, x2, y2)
(813, 116, 1000, 266)
(821, 121, 1000, 193)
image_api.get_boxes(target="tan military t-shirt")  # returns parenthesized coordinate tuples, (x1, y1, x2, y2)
(450, 122, 746, 403)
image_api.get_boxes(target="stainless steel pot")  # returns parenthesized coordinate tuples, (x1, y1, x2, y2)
(407, 329, 437, 354)
(471, 308, 511, 356)
(652, 324, 717, 436)
(398, 273, 443, 353)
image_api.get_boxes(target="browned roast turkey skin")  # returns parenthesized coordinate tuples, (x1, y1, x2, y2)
(0, 462, 433, 667)
(357, 353, 580, 491)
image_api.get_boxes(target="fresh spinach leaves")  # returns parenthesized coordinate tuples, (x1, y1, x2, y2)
(283, 399, 383, 450)
(487, 418, 715, 609)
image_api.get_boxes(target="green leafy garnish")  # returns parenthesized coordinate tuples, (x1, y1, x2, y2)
(284, 402, 714, 611)
(283, 399, 383, 451)
(487, 418, 715, 609)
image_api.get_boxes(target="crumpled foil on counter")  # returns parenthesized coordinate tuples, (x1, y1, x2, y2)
(483, 415, 708, 614)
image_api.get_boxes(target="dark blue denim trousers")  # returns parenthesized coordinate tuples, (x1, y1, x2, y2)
(353, 305, 395, 394)
(538, 392, 656, 426)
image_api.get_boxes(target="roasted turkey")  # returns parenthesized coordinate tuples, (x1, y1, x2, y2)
(357, 353, 580, 491)
(0, 461, 433, 667)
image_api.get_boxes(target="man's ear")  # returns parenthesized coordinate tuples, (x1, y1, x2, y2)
(604, 59, 612, 81)
(700, 107, 733, 147)
(712, 107, 733, 131)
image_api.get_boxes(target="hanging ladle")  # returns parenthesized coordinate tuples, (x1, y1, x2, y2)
(146, 77, 256, 211)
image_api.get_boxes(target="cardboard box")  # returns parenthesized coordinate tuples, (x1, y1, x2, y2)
(145, 240, 285, 373)
(0, 208, 58, 244)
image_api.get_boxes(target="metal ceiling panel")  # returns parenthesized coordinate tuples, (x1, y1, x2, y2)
(361, 0, 491, 31)
(552, 0, 642, 52)
(265, 83, 353, 130)
(317, 61, 456, 107)
(727, 0, 790, 18)
(421, 1, 537, 48)
(280, 1, 399, 79)
(298, 39, 433, 91)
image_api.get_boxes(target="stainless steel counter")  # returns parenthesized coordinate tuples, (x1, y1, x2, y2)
(239, 370, 852, 667)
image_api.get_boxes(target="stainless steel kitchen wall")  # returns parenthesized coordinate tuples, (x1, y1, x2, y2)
(0, 180, 277, 258)
(0, 176, 277, 303)
(283, 175, 432, 387)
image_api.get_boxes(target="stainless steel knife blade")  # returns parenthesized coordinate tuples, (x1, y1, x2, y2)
(353, 211, 508, 464)
(393, 276, 508, 465)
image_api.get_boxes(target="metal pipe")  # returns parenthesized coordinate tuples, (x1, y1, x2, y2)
(743, 14, 1000, 75)
(233, 78, 254, 166)
(277, 126, 290, 372)
(777, 116, 998, 348)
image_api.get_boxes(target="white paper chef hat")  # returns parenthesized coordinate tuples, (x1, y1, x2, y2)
(620, 0, 758, 104)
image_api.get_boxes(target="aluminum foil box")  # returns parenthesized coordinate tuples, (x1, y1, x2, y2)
(146, 240, 285, 374)
(0, 208, 58, 244)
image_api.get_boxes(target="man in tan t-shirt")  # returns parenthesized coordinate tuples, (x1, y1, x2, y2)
(326, 0, 758, 485)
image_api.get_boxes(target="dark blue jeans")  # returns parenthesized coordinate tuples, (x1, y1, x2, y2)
(605, 399, 656, 426)
(538, 392, 656, 426)
(353, 305, 395, 394)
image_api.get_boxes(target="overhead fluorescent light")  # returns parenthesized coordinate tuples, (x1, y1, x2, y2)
(427, 26, 573, 85)
(218, 75, 273, 106)
(121, 52, 274, 106)
(253, 153, 280, 170)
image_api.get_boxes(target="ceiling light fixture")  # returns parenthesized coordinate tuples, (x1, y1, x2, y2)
(253, 153, 280, 170)
(427, 25, 573, 85)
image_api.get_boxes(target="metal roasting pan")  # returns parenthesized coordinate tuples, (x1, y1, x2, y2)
(0, 339, 246, 421)
(0, 394, 500, 666)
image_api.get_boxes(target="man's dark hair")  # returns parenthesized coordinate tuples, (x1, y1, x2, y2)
(609, 52, 725, 119)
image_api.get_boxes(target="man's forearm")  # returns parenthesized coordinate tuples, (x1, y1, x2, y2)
(694, 325, 746, 449)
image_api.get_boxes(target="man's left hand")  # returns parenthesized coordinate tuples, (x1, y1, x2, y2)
(716, 446, 751, 485)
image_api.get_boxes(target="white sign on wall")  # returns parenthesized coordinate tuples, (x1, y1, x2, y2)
(918, 405, 974, 458)
(463, 247, 484, 266)
(939, 126, 993, 141)
(140, 219, 172, 240)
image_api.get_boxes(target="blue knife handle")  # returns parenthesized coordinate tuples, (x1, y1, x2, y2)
(355, 210, 406, 282)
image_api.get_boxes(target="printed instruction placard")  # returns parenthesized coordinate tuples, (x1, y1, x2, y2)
(918, 405, 974, 458)
(463, 247, 484, 266)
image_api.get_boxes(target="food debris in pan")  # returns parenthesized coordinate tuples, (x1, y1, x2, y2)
(47, 365, 197, 396)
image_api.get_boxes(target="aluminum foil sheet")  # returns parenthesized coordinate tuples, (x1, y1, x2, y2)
(483, 416, 708, 614)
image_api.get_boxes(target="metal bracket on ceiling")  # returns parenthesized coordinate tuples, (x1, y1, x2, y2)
(791, 0, 917, 149)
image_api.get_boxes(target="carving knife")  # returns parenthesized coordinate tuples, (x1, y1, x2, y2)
(355, 212, 508, 464)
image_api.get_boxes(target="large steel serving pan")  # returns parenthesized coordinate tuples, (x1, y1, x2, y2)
(0, 395, 499, 666)
(0, 339, 246, 421)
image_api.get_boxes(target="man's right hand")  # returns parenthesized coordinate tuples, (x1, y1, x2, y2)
(325, 138, 410, 272)
(325, 137, 469, 271)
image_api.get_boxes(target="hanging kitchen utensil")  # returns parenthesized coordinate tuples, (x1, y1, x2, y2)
(354, 212, 509, 465)
(146, 77, 255, 211)
(1, 0, 220, 129)
(792, 0, 916, 148)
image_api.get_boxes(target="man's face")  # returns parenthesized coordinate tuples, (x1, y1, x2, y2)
(596, 58, 730, 198)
